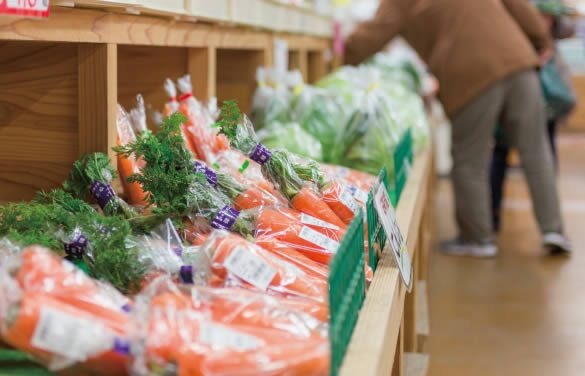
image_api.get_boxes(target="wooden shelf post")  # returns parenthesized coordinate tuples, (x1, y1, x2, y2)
(78, 43, 118, 161)
(189, 47, 217, 101)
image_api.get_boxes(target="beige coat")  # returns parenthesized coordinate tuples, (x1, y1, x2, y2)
(345, 0, 552, 116)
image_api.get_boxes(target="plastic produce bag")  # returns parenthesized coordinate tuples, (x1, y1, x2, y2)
(216, 102, 346, 229)
(257, 121, 323, 161)
(0, 246, 131, 375)
(200, 230, 328, 302)
(130, 276, 329, 376)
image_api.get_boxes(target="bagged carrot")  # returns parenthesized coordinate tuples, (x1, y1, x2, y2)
(215, 101, 346, 228)
(200, 230, 327, 302)
(131, 277, 329, 376)
(163, 78, 199, 157)
(177, 74, 229, 162)
(115, 113, 344, 262)
(116, 104, 148, 206)
(0, 249, 131, 375)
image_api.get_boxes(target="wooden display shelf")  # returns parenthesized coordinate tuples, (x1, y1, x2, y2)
(340, 150, 433, 376)
(0, 7, 331, 202)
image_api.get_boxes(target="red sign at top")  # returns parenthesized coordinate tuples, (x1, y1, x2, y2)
(0, 0, 50, 18)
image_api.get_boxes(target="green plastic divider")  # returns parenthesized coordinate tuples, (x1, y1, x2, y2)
(329, 210, 366, 376)
(366, 129, 413, 272)
(0, 349, 53, 376)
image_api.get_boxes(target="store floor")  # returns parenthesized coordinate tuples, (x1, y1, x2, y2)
(427, 133, 585, 376)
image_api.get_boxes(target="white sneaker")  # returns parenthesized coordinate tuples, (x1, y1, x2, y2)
(440, 238, 498, 258)
(543, 233, 572, 256)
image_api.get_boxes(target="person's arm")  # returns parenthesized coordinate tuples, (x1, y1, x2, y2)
(344, 0, 407, 65)
(502, 0, 552, 51)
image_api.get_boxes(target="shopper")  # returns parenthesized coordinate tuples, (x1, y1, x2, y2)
(344, 0, 571, 257)
(490, 0, 576, 234)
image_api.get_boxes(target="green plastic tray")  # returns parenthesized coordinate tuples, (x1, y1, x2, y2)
(366, 129, 413, 271)
(328, 210, 366, 376)
(0, 349, 53, 376)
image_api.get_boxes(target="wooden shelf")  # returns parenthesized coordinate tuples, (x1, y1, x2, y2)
(0, 6, 331, 201)
(339, 150, 433, 376)
(51, 0, 333, 37)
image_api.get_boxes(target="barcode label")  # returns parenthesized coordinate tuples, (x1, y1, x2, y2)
(200, 323, 262, 351)
(299, 226, 340, 252)
(31, 307, 114, 361)
(224, 247, 277, 291)
(300, 213, 341, 231)
(339, 187, 361, 214)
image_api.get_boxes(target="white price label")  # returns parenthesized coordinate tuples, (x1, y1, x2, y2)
(200, 323, 262, 351)
(339, 187, 361, 214)
(300, 213, 341, 231)
(2, 0, 50, 17)
(32, 307, 114, 361)
(299, 226, 340, 252)
(224, 247, 277, 291)
(348, 184, 369, 203)
(373, 183, 413, 291)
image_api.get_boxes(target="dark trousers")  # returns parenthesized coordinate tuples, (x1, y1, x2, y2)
(490, 119, 558, 231)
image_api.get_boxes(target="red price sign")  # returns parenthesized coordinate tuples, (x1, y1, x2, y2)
(0, 0, 50, 18)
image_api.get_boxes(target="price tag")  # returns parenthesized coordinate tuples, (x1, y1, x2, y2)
(1, 0, 50, 18)
(373, 183, 413, 291)
(224, 247, 277, 291)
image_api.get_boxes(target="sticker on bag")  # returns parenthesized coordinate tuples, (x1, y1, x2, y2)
(339, 187, 361, 214)
(1, 0, 50, 18)
(300, 213, 341, 231)
(373, 183, 413, 291)
(200, 323, 262, 351)
(348, 184, 369, 203)
(224, 247, 277, 291)
(32, 307, 115, 361)
(299, 226, 340, 252)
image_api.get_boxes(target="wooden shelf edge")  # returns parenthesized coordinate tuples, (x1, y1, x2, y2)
(339, 150, 432, 376)
(0, 6, 330, 48)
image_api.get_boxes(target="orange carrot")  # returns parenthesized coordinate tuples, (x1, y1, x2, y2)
(232, 185, 280, 210)
(255, 208, 340, 265)
(321, 180, 361, 225)
(276, 207, 345, 242)
(291, 187, 346, 229)
(2, 292, 129, 376)
(204, 232, 327, 302)
(255, 237, 329, 280)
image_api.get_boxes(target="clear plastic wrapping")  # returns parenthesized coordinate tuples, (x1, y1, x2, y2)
(0, 246, 131, 375)
(130, 276, 329, 376)
(199, 230, 328, 303)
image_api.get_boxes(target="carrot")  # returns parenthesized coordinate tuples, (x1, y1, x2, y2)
(232, 185, 280, 210)
(321, 180, 361, 225)
(276, 207, 345, 242)
(256, 207, 340, 265)
(116, 105, 147, 206)
(2, 292, 129, 376)
(291, 187, 346, 229)
(204, 232, 327, 302)
(254, 236, 329, 280)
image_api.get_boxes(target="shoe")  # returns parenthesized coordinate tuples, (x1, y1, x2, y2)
(543, 233, 572, 256)
(440, 238, 498, 258)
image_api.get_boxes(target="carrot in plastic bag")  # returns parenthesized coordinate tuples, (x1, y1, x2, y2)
(163, 78, 199, 157)
(321, 180, 362, 225)
(291, 186, 347, 229)
(10, 246, 131, 312)
(201, 231, 327, 302)
(132, 278, 329, 376)
(116, 104, 147, 206)
(256, 207, 341, 265)
(0, 291, 129, 376)
(254, 237, 329, 280)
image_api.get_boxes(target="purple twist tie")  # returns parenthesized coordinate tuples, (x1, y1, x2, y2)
(249, 143, 272, 165)
(179, 265, 194, 284)
(194, 161, 218, 187)
(211, 206, 240, 231)
(63, 229, 88, 259)
(113, 337, 131, 355)
(173, 246, 184, 257)
(121, 304, 132, 313)
(90, 181, 116, 209)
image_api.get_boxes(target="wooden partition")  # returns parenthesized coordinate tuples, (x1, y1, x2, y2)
(0, 7, 330, 202)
